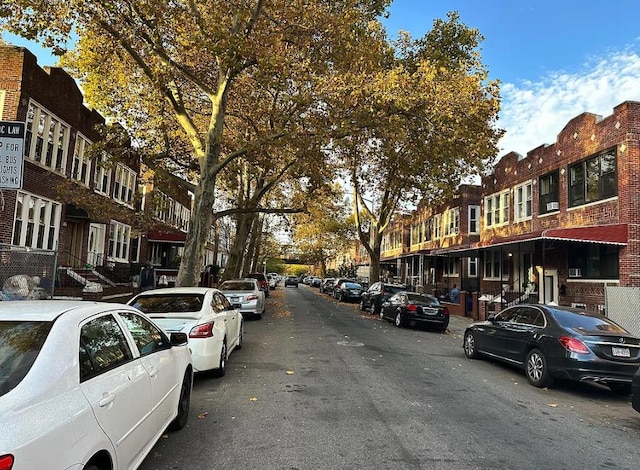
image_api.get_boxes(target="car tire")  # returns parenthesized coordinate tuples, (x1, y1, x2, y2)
(338, 293, 343, 302)
(212, 341, 227, 378)
(463, 331, 479, 359)
(379, 309, 385, 320)
(395, 310, 404, 328)
(439, 321, 449, 333)
(169, 369, 192, 431)
(526, 348, 553, 388)
(608, 382, 632, 395)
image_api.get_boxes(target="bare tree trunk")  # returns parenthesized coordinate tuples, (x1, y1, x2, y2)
(249, 216, 264, 272)
(223, 213, 253, 280)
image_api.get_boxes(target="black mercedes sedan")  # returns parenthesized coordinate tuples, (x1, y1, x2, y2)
(462, 304, 640, 393)
(380, 292, 449, 332)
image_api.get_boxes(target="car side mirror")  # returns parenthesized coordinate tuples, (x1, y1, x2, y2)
(170, 332, 188, 346)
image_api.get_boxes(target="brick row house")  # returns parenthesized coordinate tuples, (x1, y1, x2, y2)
(0, 45, 222, 296)
(377, 101, 640, 328)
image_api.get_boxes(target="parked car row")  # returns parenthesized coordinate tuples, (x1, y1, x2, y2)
(0, 282, 262, 470)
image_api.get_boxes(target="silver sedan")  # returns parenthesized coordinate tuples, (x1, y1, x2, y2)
(219, 279, 266, 319)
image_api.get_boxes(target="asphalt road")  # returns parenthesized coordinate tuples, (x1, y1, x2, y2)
(139, 285, 640, 470)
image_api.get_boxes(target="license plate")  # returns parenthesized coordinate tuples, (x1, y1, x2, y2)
(612, 346, 630, 357)
(424, 308, 437, 316)
(231, 296, 239, 302)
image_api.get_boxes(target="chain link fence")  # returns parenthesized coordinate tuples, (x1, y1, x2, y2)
(0, 245, 58, 300)
(605, 286, 640, 336)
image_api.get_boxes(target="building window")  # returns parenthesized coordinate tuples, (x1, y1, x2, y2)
(24, 101, 70, 174)
(108, 221, 131, 262)
(71, 134, 92, 186)
(443, 257, 459, 276)
(569, 148, 617, 207)
(94, 152, 112, 194)
(568, 244, 619, 279)
(468, 257, 478, 277)
(514, 181, 532, 222)
(424, 219, 432, 241)
(113, 164, 137, 207)
(483, 251, 509, 280)
(443, 208, 460, 236)
(12, 192, 61, 249)
(468, 205, 480, 234)
(539, 171, 559, 214)
(484, 191, 509, 228)
(433, 214, 441, 238)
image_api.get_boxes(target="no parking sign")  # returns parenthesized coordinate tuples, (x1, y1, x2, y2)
(0, 121, 25, 189)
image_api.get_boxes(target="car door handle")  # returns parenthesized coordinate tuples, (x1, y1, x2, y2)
(148, 367, 158, 378)
(99, 393, 116, 407)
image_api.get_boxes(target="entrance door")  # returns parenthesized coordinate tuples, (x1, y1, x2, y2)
(68, 220, 84, 268)
(540, 269, 558, 305)
(87, 223, 106, 267)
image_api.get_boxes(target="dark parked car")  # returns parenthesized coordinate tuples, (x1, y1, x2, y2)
(244, 272, 269, 297)
(632, 367, 640, 412)
(284, 276, 299, 287)
(359, 282, 406, 315)
(462, 304, 640, 392)
(334, 281, 363, 302)
(380, 292, 449, 332)
(330, 278, 354, 298)
(319, 278, 335, 294)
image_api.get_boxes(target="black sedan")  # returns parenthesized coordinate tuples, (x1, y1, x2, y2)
(380, 292, 449, 332)
(359, 282, 406, 315)
(462, 304, 640, 392)
(284, 276, 299, 287)
(334, 281, 363, 302)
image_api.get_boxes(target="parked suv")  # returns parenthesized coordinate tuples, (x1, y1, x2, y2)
(360, 282, 406, 315)
(244, 272, 270, 297)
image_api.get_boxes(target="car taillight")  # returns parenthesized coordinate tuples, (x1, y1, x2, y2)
(189, 322, 214, 338)
(406, 304, 418, 312)
(246, 295, 258, 301)
(0, 455, 14, 470)
(559, 336, 589, 354)
(443, 307, 449, 316)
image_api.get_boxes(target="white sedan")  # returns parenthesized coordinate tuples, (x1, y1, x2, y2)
(128, 287, 243, 377)
(219, 278, 265, 319)
(0, 300, 192, 470)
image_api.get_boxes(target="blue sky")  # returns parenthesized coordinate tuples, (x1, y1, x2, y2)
(383, 0, 640, 157)
(4, 0, 640, 158)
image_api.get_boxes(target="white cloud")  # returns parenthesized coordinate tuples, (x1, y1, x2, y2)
(497, 49, 640, 158)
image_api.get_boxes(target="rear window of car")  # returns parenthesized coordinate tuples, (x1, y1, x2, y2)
(550, 308, 627, 333)
(221, 281, 255, 291)
(406, 293, 440, 305)
(343, 282, 362, 289)
(131, 294, 204, 313)
(384, 285, 405, 295)
(0, 321, 53, 397)
(246, 273, 266, 282)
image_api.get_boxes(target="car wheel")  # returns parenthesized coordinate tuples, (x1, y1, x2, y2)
(371, 302, 379, 315)
(463, 331, 479, 359)
(608, 382, 632, 395)
(169, 369, 192, 431)
(212, 341, 227, 378)
(236, 321, 244, 350)
(395, 310, 404, 328)
(379, 309, 385, 320)
(526, 348, 553, 388)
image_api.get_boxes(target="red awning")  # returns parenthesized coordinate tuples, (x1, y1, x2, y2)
(147, 230, 187, 244)
(542, 224, 628, 245)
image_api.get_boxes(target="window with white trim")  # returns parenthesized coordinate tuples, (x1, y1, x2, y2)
(108, 221, 131, 262)
(113, 164, 136, 207)
(433, 214, 441, 239)
(443, 207, 460, 236)
(71, 134, 92, 186)
(468, 257, 478, 277)
(443, 257, 459, 276)
(484, 191, 509, 228)
(94, 152, 112, 195)
(24, 100, 70, 174)
(468, 205, 480, 234)
(514, 181, 532, 222)
(12, 191, 61, 249)
(483, 251, 510, 280)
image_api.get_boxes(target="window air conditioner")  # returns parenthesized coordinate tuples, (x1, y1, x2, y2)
(546, 201, 559, 211)
(568, 268, 582, 278)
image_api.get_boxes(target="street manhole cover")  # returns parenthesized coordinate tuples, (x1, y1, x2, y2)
(337, 340, 364, 347)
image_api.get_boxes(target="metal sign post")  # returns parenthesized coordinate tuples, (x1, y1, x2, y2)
(0, 121, 25, 189)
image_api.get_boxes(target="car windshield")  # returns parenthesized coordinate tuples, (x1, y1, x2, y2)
(550, 308, 628, 334)
(220, 281, 255, 291)
(344, 282, 361, 289)
(131, 294, 205, 314)
(0, 321, 53, 397)
(406, 293, 439, 305)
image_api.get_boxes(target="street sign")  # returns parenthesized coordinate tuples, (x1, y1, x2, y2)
(0, 121, 25, 189)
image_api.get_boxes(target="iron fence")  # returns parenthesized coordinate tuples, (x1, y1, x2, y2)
(0, 244, 58, 300)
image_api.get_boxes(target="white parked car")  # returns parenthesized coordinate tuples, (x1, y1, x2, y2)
(128, 287, 243, 377)
(219, 279, 266, 319)
(0, 300, 192, 470)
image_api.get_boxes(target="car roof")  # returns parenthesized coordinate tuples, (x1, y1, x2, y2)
(0, 300, 139, 322)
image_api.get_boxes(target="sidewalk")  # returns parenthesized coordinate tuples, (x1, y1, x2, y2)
(447, 313, 475, 335)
